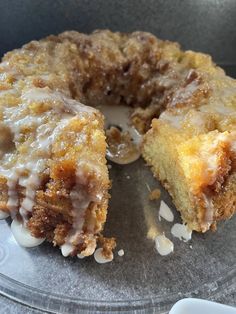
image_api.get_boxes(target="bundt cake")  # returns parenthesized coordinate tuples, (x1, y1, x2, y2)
(0, 30, 235, 258)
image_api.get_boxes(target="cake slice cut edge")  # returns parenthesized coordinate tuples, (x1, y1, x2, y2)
(142, 52, 236, 233)
(142, 119, 236, 232)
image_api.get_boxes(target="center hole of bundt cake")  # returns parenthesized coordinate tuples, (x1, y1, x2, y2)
(96, 103, 143, 165)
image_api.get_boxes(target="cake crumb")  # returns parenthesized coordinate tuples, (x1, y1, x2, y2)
(108, 164, 112, 169)
(145, 183, 151, 192)
(126, 175, 130, 179)
(106, 126, 141, 165)
(159, 200, 174, 222)
(189, 245, 193, 249)
(149, 188, 161, 200)
(98, 235, 116, 258)
(94, 248, 113, 264)
(118, 249, 125, 256)
(155, 234, 174, 256)
(171, 223, 192, 242)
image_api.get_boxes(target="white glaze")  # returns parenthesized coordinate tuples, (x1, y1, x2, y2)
(77, 253, 86, 259)
(70, 165, 97, 232)
(22, 87, 97, 116)
(94, 248, 114, 264)
(69, 186, 89, 233)
(159, 110, 183, 128)
(199, 133, 230, 227)
(171, 223, 192, 242)
(155, 234, 174, 256)
(190, 113, 208, 128)
(231, 140, 236, 153)
(18, 161, 43, 221)
(4, 105, 45, 142)
(6, 170, 19, 214)
(60, 243, 74, 257)
(170, 80, 199, 108)
(22, 88, 56, 103)
(202, 133, 229, 174)
(60, 161, 102, 254)
(11, 219, 45, 247)
(0, 210, 9, 219)
(158, 76, 176, 89)
(159, 200, 174, 222)
(118, 249, 125, 257)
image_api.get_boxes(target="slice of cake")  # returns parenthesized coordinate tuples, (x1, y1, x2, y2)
(142, 51, 236, 232)
(0, 59, 112, 257)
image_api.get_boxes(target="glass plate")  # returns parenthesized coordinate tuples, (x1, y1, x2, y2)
(0, 157, 235, 313)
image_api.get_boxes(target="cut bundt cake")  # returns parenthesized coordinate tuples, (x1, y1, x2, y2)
(0, 29, 235, 258)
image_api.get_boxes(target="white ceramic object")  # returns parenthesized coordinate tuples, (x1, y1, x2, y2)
(169, 298, 236, 314)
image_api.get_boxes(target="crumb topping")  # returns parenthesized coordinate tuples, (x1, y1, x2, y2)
(149, 188, 161, 200)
